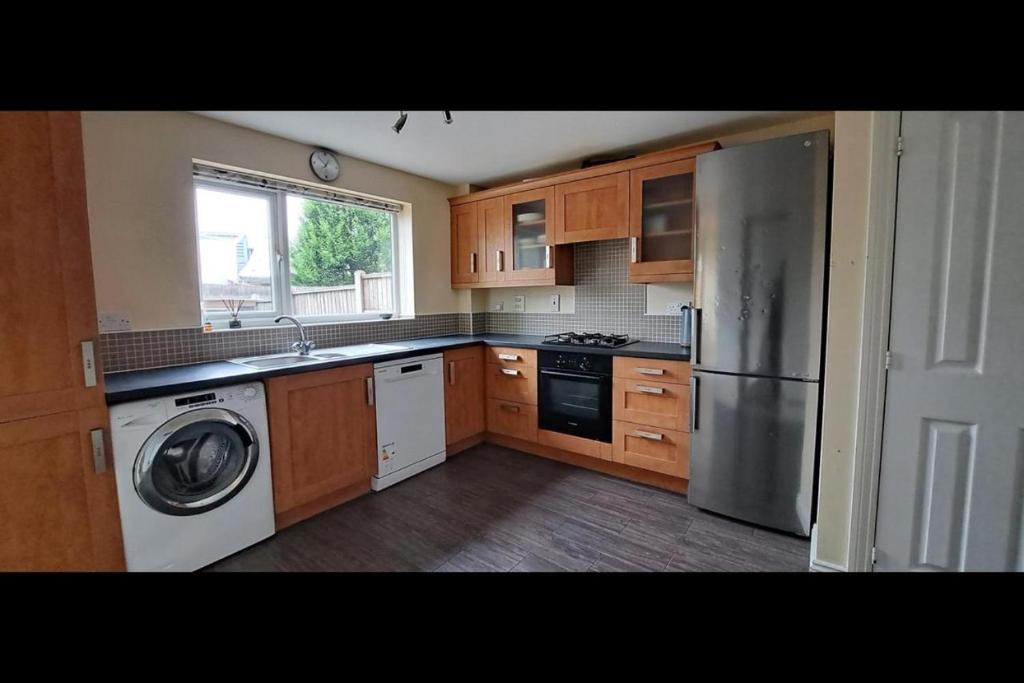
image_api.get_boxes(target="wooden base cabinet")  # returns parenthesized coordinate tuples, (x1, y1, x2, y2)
(443, 347, 485, 446)
(612, 420, 690, 479)
(265, 365, 377, 529)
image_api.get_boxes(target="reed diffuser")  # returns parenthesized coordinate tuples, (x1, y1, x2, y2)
(222, 298, 245, 328)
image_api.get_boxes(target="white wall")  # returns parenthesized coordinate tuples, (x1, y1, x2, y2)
(80, 111, 468, 331)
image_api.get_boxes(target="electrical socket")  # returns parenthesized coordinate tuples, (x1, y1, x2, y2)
(491, 302, 503, 312)
(549, 294, 560, 312)
(98, 312, 132, 332)
(665, 301, 686, 315)
(512, 295, 526, 313)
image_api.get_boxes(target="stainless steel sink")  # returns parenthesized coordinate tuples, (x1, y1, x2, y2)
(229, 353, 322, 369)
(316, 343, 409, 357)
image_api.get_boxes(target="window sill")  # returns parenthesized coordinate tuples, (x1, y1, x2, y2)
(203, 314, 413, 333)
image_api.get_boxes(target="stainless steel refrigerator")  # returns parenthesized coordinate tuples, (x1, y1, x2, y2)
(688, 130, 829, 537)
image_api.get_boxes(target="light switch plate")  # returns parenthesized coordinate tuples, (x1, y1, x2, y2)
(491, 302, 504, 312)
(98, 312, 132, 332)
(512, 295, 526, 313)
(549, 294, 560, 312)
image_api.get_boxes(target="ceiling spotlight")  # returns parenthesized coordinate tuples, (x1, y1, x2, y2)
(392, 111, 408, 134)
(443, 110, 453, 125)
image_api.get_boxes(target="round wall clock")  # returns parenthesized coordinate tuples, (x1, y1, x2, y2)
(309, 149, 340, 182)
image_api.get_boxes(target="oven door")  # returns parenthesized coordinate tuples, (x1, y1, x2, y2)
(538, 368, 612, 442)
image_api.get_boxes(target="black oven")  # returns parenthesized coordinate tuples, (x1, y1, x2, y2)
(538, 350, 613, 443)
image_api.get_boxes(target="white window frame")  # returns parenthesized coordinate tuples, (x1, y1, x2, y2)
(193, 178, 402, 329)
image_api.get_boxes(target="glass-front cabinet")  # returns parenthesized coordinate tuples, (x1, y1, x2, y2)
(628, 158, 696, 283)
(506, 187, 572, 283)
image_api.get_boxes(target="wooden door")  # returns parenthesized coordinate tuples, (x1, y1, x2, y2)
(477, 197, 507, 284)
(506, 187, 556, 282)
(450, 202, 479, 285)
(628, 158, 696, 283)
(266, 365, 377, 528)
(443, 347, 485, 445)
(0, 112, 106, 423)
(554, 171, 629, 243)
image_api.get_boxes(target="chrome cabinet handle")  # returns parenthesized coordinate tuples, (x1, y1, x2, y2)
(632, 429, 664, 441)
(636, 367, 664, 376)
(501, 368, 520, 376)
(81, 340, 97, 388)
(497, 353, 519, 361)
(366, 377, 375, 406)
(630, 236, 638, 263)
(544, 245, 551, 268)
(635, 385, 664, 395)
(500, 403, 521, 413)
(470, 252, 477, 274)
(497, 250, 504, 272)
(689, 376, 698, 431)
(90, 428, 106, 474)
(448, 361, 455, 386)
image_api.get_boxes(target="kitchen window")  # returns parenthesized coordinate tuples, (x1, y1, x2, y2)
(193, 164, 402, 327)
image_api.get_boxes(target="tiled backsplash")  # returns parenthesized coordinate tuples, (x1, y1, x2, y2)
(100, 314, 468, 373)
(101, 240, 681, 373)
(484, 239, 682, 342)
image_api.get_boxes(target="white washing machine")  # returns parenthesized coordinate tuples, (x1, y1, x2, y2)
(109, 382, 275, 571)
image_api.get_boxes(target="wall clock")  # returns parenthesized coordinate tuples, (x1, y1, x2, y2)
(309, 149, 340, 182)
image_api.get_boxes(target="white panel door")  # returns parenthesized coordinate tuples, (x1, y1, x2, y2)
(875, 111, 1024, 571)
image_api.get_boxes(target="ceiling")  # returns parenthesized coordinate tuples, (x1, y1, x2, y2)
(195, 111, 820, 188)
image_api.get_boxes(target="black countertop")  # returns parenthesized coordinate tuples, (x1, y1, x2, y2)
(104, 334, 690, 405)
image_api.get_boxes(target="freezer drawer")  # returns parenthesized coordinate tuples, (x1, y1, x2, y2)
(688, 371, 819, 536)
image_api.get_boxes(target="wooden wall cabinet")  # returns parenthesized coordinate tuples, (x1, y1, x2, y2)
(265, 364, 378, 529)
(554, 171, 629, 243)
(450, 202, 479, 285)
(0, 112, 125, 571)
(443, 347, 485, 447)
(477, 197, 507, 284)
(628, 159, 697, 283)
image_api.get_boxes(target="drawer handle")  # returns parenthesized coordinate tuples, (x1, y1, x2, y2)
(636, 367, 665, 376)
(635, 385, 664, 395)
(500, 403, 521, 413)
(632, 429, 664, 441)
(501, 368, 520, 376)
(497, 353, 519, 361)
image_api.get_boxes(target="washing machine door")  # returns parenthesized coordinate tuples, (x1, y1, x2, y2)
(134, 408, 260, 516)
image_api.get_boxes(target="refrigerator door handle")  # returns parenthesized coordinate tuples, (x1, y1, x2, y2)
(689, 376, 698, 431)
(691, 307, 701, 366)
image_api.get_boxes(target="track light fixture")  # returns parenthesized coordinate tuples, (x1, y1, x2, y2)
(392, 111, 408, 134)
(391, 111, 453, 133)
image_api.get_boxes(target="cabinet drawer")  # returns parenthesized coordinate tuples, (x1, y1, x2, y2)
(486, 362, 537, 404)
(613, 356, 691, 385)
(486, 346, 536, 367)
(612, 420, 689, 479)
(487, 399, 537, 442)
(612, 377, 689, 432)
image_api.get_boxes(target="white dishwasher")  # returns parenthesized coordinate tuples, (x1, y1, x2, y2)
(371, 353, 447, 491)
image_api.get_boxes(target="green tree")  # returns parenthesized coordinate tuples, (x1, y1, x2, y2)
(289, 201, 392, 286)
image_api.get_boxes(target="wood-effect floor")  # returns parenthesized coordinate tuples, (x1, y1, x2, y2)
(207, 443, 810, 572)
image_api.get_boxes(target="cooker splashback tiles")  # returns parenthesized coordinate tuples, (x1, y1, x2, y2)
(485, 239, 682, 343)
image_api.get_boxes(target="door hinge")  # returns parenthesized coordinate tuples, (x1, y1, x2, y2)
(895, 136, 904, 157)
(884, 350, 893, 370)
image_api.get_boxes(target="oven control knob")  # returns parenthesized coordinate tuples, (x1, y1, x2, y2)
(579, 357, 592, 371)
